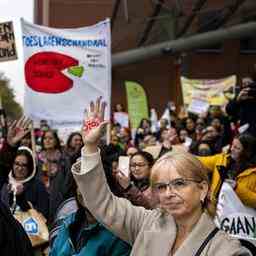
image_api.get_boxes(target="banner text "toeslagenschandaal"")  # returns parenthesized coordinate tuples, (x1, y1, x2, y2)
(23, 36, 107, 48)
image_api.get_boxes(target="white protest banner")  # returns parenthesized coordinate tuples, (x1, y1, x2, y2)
(215, 182, 256, 244)
(21, 19, 111, 128)
(0, 21, 17, 62)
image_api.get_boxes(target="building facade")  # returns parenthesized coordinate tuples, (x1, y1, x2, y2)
(35, 0, 256, 114)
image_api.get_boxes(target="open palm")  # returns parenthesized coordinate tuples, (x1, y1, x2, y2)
(7, 116, 32, 146)
(82, 97, 108, 146)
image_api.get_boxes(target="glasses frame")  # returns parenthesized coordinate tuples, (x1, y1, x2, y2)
(129, 162, 148, 168)
(13, 161, 28, 169)
(153, 178, 202, 193)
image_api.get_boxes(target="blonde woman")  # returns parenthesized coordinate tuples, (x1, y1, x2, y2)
(72, 98, 251, 256)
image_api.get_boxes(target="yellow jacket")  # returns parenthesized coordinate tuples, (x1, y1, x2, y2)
(198, 153, 256, 208)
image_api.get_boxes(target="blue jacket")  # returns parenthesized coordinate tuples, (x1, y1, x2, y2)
(50, 212, 131, 256)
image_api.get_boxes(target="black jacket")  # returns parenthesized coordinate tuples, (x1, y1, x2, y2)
(1, 177, 49, 220)
(226, 98, 256, 136)
(0, 200, 34, 256)
(0, 141, 17, 189)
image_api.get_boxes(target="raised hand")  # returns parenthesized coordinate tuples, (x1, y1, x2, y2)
(116, 170, 131, 189)
(237, 88, 253, 102)
(7, 116, 32, 147)
(81, 97, 108, 153)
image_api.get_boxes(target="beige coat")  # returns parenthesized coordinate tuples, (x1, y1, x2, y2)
(72, 150, 251, 256)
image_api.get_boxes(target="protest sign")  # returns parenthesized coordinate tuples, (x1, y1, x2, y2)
(0, 21, 17, 62)
(113, 112, 129, 128)
(181, 76, 236, 110)
(125, 81, 149, 130)
(187, 98, 210, 115)
(215, 182, 256, 247)
(21, 19, 111, 128)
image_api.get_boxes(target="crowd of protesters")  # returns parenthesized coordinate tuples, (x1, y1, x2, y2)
(0, 75, 256, 255)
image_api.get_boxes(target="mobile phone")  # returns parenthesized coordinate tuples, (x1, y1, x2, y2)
(118, 156, 130, 177)
(184, 137, 192, 148)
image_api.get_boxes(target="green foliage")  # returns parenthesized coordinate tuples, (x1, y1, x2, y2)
(0, 72, 23, 119)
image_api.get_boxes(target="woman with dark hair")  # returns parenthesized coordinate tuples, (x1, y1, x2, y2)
(50, 161, 131, 256)
(185, 117, 196, 140)
(190, 141, 214, 157)
(198, 133, 256, 208)
(37, 129, 69, 187)
(114, 151, 159, 209)
(38, 130, 62, 187)
(64, 132, 84, 160)
(135, 118, 152, 147)
(37, 129, 71, 224)
(0, 147, 49, 219)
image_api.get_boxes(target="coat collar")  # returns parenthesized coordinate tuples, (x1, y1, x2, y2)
(143, 212, 216, 256)
(174, 213, 216, 256)
(143, 212, 177, 255)
(237, 167, 256, 177)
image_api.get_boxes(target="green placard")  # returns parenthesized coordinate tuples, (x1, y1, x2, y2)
(125, 81, 149, 129)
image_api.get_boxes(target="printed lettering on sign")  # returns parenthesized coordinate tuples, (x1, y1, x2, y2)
(0, 21, 17, 62)
(220, 214, 256, 240)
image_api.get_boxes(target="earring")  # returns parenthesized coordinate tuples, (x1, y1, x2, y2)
(200, 197, 205, 207)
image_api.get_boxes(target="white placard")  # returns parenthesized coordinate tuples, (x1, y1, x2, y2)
(215, 182, 256, 242)
(188, 99, 209, 115)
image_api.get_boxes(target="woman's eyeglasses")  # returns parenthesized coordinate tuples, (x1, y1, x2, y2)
(130, 163, 147, 168)
(153, 178, 202, 193)
(13, 161, 28, 168)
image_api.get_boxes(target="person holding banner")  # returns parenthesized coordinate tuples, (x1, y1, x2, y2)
(72, 97, 251, 256)
(226, 75, 256, 137)
(198, 133, 256, 209)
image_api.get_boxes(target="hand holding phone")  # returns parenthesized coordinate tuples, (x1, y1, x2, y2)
(118, 156, 130, 177)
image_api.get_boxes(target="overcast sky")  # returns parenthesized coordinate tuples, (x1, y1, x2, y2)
(0, 0, 34, 105)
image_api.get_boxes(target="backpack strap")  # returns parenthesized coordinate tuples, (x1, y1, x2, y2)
(194, 227, 219, 256)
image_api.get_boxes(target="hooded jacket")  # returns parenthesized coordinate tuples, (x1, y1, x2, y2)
(1, 146, 49, 219)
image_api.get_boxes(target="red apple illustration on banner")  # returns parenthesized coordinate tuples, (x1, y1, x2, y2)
(25, 51, 79, 93)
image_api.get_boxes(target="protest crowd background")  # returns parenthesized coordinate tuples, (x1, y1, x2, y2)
(1, 1, 256, 255)
(1, 72, 256, 255)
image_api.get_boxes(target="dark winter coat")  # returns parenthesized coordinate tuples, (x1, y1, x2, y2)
(226, 99, 256, 136)
(0, 200, 34, 256)
(1, 177, 49, 219)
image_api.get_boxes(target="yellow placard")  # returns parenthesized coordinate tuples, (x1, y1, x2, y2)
(181, 75, 236, 106)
